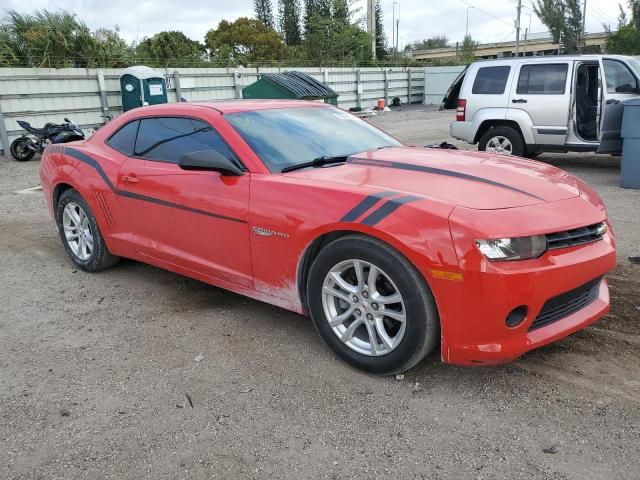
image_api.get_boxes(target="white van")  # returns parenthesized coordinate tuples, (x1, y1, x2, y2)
(442, 55, 640, 157)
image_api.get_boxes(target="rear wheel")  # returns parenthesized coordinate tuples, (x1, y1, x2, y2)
(56, 189, 119, 272)
(478, 126, 525, 157)
(10, 138, 35, 161)
(307, 235, 439, 375)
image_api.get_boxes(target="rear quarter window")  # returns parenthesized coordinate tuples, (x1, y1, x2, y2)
(517, 64, 568, 94)
(471, 66, 511, 94)
(106, 120, 139, 156)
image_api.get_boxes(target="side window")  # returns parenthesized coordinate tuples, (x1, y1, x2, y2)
(603, 60, 638, 94)
(134, 117, 237, 164)
(106, 120, 139, 155)
(472, 66, 511, 94)
(517, 64, 568, 95)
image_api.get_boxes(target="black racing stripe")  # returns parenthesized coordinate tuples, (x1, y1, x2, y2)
(66, 147, 116, 192)
(116, 189, 247, 223)
(340, 190, 397, 222)
(361, 195, 421, 226)
(65, 147, 246, 224)
(348, 158, 545, 201)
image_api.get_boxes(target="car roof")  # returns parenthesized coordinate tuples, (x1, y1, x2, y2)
(188, 99, 328, 114)
(123, 99, 328, 116)
(470, 54, 633, 65)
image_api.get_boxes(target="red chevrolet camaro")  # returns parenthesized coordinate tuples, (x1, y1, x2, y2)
(40, 100, 616, 374)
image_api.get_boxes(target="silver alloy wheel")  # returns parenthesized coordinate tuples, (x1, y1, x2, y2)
(62, 202, 94, 261)
(485, 135, 513, 155)
(322, 259, 407, 356)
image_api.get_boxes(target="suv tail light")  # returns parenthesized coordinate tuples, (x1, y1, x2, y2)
(456, 99, 466, 121)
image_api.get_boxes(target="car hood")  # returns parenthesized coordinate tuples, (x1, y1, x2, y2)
(284, 147, 581, 210)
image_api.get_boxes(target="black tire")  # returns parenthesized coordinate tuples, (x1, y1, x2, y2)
(478, 126, 525, 157)
(10, 138, 35, 161)
(307, 235, 440, 375)
(56, 189, 120, 272)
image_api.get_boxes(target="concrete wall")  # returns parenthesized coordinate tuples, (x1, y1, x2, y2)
(0, 65, 460, 153)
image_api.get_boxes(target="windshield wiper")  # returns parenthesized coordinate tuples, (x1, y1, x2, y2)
(280, 155, 349, 173)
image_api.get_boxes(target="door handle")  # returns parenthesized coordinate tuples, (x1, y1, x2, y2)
(605, 99, 621, 105)
(512, 99, 528, 104)
(121, 174, 139, 184)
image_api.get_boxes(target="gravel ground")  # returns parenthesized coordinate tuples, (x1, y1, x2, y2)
(1, 106, 639, 480)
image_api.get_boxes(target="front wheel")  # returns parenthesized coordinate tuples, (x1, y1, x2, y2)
(10, 138, 35, 161)
(307, 235, 440, 375)
(478, 126, 525, 157)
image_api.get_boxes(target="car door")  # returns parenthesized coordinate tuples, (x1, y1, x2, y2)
(508, 62, 571, 146)
(597, 58, 640, 154)
(116, 116, 252, 288)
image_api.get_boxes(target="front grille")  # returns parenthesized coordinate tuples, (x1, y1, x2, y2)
(546, 222, 605, 250)
(529, 277, 602, 331)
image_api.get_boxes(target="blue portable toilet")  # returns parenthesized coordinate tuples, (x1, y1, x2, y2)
(120, 66, 168, 112)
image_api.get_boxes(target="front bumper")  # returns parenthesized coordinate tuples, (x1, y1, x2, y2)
(433, 198, 616, 366)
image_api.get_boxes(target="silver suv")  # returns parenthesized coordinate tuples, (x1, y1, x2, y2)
(442, 55, 640, 157)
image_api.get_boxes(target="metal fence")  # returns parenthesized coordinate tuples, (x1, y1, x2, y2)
(0, 65, 465, 153)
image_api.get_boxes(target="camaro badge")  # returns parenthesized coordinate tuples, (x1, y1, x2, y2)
(252, 226, 290, 239)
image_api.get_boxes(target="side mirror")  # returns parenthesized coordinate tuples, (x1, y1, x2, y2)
(178, 150, 244, 176)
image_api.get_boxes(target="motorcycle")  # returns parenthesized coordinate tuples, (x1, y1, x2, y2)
(10, 118, 85, 161)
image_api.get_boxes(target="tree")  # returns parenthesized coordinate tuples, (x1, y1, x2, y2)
(205, 17, 286, 65)
(77, 27, 132, 68)
(333, 0, 349, 24)
(404, 35, 449, 53)
(302, 1, 372, 64)
(607, 1, 640, 54)
(136, 31, 206, 67)
(279, 0, 302, 45)
(533, 0, 583, 53)
(254, 0, 275, 29)
(631, 0, 640, 27)
(459, 34, 477, 62)
(374, 0, 387, 59)
(607, 24, 640, 53)
(0, 9, 90, 67)
(304, 0, 332, 36)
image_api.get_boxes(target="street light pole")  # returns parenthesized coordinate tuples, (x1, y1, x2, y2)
(581, 0, 588, 51)
(392, 1, 396, 62)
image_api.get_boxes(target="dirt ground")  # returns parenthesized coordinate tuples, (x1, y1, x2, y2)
(1, 107, 639, 480)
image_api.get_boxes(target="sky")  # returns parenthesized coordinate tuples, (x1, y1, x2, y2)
(2, 0, 629, 48)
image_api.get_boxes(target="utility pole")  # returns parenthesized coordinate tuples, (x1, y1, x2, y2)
(367, 0, 376, 60)
(515, 0, 522, 56)
(392, 1, 396, 62)
(523, 28, 528, 56)
(395, 2, 400, 65)
(581, 0, 588, 51)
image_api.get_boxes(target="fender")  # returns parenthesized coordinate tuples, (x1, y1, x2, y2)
(469, 107, 536, 146)
(42, 146, 130, 256)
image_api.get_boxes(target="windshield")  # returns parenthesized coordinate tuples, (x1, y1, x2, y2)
(225, 106, 401, 172)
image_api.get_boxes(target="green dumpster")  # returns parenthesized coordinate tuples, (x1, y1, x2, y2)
(242, 71, 338, 106)
(120, 66, 168, 112)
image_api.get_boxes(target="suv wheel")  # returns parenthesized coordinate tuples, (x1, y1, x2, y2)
(478, 126, 525, 157)
(307, 235, 440, 375)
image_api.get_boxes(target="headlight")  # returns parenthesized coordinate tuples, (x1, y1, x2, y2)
(474, 235, 547, 261)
